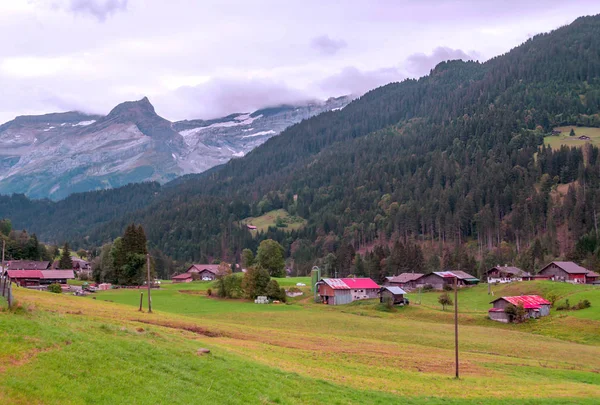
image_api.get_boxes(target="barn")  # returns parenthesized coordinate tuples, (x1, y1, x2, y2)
(379, 286, 407, 305)
(538, 261, 590, 283)
(417, 271, 479, 290)
(342, 278, 380, 300)
(486, 265, 530, 283)
(316, 278, 352, 305)
(172, 273, 193, 283)
(4, 269, 75, 287)
(489, 295, 551, 323)
(384, 273, 424, 290)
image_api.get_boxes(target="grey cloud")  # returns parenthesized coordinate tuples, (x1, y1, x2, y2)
(405, 47, 481, 77)
(318, 66, 405, 97)
(67, 0, 128, 21)
(154, 78, 311, 121)
(310, 35, 347, 56)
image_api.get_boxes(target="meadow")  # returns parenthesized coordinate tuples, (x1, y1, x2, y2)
(240, 209, 307, 233)
(2, 279, 600, 404)
(544, 126, 600, 150)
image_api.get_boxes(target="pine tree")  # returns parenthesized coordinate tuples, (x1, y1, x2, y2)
(58, 242, 73, 269)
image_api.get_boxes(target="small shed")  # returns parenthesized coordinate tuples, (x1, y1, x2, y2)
(316, 278, 352, 305)
(379, 286, 407, 305)
(172, 273, 193, 283)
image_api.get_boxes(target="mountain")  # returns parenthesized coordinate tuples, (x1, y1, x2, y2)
(2, 15, 600, 277)
(0, 96, 350, 200)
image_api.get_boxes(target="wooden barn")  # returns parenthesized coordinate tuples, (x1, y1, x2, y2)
(417, 271, 479, 290)
(172, 273, 193, 283)
(486, 265, 531, 283)
(489, 295, 551, 323)
(316, 278, 352, 305)
(538, 261, 590, 283)
(4, 269, 75, 287)
(379, 286, 407, 305)
(384, 273, 424, 290)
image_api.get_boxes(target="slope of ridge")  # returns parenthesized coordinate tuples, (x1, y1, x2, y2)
(2, 15, 600, 264)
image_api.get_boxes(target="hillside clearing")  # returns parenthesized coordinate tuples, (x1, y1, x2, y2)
(544, 126, 600, 150)
(240, 209, 306, 232)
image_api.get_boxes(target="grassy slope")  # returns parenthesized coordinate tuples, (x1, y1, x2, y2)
(544, 126, 600, 150)
(2, 280, 600, 404)
(240, 209, 306, 232)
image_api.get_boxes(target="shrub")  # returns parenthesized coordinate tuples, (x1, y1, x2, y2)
(443, 284, 454, 291)
(422, 284, 434, 292)
(266, 279, 282, 300)
(505, 302, 527, 322)
(547, 293, 559, 307)
(47, 283, 62, 294)
(556, 299, 571, 311)
(206, 288, 212, 296)
(438, 292, 453, 311)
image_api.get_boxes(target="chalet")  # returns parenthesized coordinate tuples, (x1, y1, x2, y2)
(6, 260, 50, 270)
(187, 264, 221, 280)
(246, 225, 258, 230)
(417, 271, 479, 290)
(379, 286, 407, 305)
(488, 295, 551, 323)
(579, 135, 591, 140)
(4, 269, 75, 287)
(384, 273, 424, 290)
(172, 273, 193, 283)
(538, 261, 590, 284)
(316, 278, 380, 305)
(486, 265, 531, 283)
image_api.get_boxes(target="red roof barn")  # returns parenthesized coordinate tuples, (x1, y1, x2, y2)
(489, 295, 551, 323)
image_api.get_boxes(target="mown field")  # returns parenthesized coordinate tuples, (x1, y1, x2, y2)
(2, 280, 600, 404)
(544, 126, 600, 150)
(240, 209, 307, 232)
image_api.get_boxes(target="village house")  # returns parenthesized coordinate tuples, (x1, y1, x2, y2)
(384, 273, 424, 290)
(379, 286, 407, 305)
(416, 271, 479, 290)
(488, 295, 551, 323)
(538, 261, 592, 284)
(316, 278, 380, 305)
(187, 264, 233, 280)
(486, 265, 531, 283)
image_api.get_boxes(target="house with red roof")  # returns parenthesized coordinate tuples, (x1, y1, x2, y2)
(316, 278, 380, 305)
(538, 261, 592, 284)
(3, 269, 75, 287)
(489, 295, 551, 323)
(171, 273, 194, 283)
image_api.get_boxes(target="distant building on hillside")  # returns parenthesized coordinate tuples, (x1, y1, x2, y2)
(187, 264, 221, 280)
(384, 273, 424, 290)
(379, 286, 407, 305)
(488, 295, 551, 323)
(316, 278, 380, 305)
(486, 265, 530, 283)
(537, 261, 592, 284)
(6, 261, 51, 270)
(246, 225, 258, 230)
(416, 271, 479, 290)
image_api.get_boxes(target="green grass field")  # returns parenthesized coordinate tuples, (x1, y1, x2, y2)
(3, 279, 600, 404)
(544, 126, 600, 150)
(241, 209, 306, 233)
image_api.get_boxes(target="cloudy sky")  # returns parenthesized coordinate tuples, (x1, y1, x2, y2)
(1, 0, 599, 123)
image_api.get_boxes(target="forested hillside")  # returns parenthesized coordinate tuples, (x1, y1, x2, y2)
(2, 15, 600, 278)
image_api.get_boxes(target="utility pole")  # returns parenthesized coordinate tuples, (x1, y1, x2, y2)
(454, 276, 459, 379)
(146, 253, 152, 313)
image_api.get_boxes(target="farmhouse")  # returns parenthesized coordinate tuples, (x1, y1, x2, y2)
(187, 264, 221, 280)
(171, 273, 193, 283)
(379, 286, 407, 305)
(488, 295, 551, 323)
(316, 278, 380, 305)
(417, 271, 479, 290)
(579, 135, 591, 140)
(486, 265, 531, 283)
(3, 269, 75, 287)
(538, 261, 591, 283)
(384, 273, 424, 290)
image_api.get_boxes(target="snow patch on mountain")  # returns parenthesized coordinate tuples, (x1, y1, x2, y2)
(242, 130, 276, 138)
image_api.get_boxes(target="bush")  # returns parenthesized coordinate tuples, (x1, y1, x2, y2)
(443, 284, 454, 291)
(422, 284, 434, 292)
(438, 292, 453, 311)
(504, 302, 527, 322)
(556, 299, 571, 311)
(47, 283, 62, 294)
(558, 299, 591, 311)
(206, 288, 212, 296)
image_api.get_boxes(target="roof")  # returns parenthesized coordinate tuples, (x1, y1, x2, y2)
(6, 260, 50, 270)
(487, 266, 530, 276)
(542, 261, 589, 274)
(389, 273, 424, 283)
(188, 264, 236, 274)
(172, 272, 193, 280)
(381, 286, 407, 295)
(7, 270, 44, 279)
(490, 295, 550, 309)
(341, 278, 380, 289)
(319, 278, 351, 290)
(41, 270, 75, 279)
(587, 271, 600, 278)
(432, 271, 477, 280)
